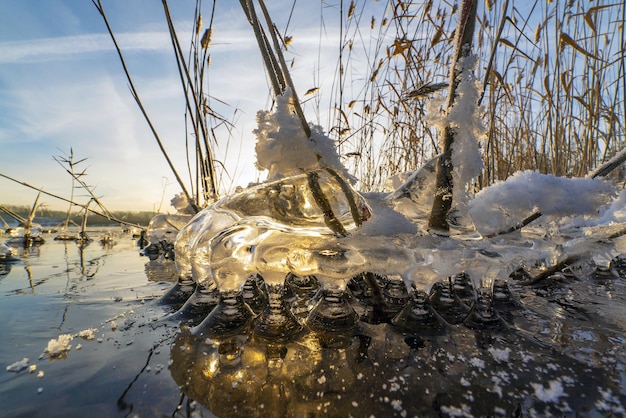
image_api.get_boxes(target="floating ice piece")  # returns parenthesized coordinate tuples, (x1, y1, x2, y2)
(5, 223, 45, 246)
(6, 358, 29, 373)
(0, 242, 16, 262)
(45, 334, 73, 358)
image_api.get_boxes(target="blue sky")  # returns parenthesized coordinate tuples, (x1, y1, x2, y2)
(0, 0, 377, 212)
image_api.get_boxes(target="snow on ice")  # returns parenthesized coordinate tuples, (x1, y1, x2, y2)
(44, 334, 73, 358)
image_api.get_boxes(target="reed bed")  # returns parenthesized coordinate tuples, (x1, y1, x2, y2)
(316, 0, 625, 192)
(96, 0, 625, 207)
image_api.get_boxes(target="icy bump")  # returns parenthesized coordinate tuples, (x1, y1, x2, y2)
(175, 208, 238, 281)
(183, 168, 372, 289)
(146, 213, 192, 245)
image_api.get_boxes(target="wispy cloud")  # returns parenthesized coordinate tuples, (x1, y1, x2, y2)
(0, 26, 268, 65)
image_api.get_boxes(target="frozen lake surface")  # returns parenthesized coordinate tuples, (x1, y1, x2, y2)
(1, 227, 626, 417)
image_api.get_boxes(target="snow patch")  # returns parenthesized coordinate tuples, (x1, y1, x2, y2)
(531, 379, 566, 403)
(440, 403, 473, 417)
(255, 89, 353, 183)
(488, 347, 511, 363)
(468, 171, 615, 235)
(469, 357, 485, 369)
(595, 389, 626, 413)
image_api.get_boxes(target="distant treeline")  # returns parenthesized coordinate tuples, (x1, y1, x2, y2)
(0, 205, 157, 227)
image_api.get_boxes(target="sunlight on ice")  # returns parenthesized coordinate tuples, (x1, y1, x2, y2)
(141, 87, 626, 339)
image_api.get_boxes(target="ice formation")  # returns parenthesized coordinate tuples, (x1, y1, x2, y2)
(160, 89, 626, 341)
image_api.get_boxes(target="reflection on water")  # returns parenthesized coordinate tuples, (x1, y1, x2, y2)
(0, 262, 11, 277)
(162, 258, 626, 417)
(144, 256, 178, 283)
(169, 314, 623, 417)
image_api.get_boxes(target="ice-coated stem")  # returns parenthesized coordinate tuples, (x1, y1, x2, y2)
(428, 0, 478, 235)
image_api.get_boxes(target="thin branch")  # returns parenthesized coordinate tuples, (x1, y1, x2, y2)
(0, 172, 144, 229)
(162, 0, 218, 203)
(257, 0, 311, 138)
(92, 0, 198, 213)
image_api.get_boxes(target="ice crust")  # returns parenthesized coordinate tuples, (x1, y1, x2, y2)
(146, 213, 193, 245)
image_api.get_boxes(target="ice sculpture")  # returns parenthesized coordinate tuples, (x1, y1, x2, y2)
(160, 89, 626, 342)
(173, 168, 374, 338)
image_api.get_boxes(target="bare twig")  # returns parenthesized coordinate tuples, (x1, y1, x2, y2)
(0, 172, 144, 229)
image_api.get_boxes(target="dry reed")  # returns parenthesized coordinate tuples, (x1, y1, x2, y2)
(95, 0, 626, 211)
(317, 0, 625, 192)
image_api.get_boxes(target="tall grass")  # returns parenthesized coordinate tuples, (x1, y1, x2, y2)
(319, 0, 625, 192)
